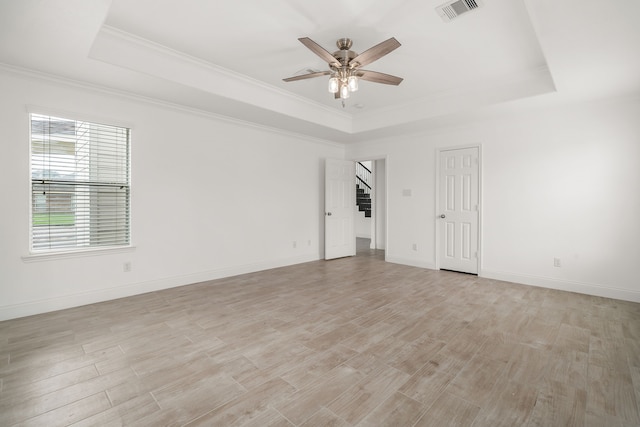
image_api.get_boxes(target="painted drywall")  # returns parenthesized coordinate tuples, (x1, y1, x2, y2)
(355, 212, 371, 238)
(374, 159, 386, 250)
(347, 96, 640, 302)
(0, 69, 343, 320)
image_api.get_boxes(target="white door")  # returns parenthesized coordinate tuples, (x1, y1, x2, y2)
(438, 147, 479, 274)
(325, 159, 356, 260)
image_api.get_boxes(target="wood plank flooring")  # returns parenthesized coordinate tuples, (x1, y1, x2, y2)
(1, 247, 639, 426)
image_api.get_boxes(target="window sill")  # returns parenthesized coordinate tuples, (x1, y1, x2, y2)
(22, 246, 136, 263)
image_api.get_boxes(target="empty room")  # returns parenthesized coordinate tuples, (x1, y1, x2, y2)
(1, 0, 639, 426)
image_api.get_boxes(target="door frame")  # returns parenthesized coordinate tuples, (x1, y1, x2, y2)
(434, 144, 482, 274)
(352, 155, 388, 259)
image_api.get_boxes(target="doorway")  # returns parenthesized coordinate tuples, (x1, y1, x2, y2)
(355, 158, 386, 259)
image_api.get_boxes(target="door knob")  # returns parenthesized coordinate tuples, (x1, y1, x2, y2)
(327, 212, 332, 216)
(439, 214, 446, 219)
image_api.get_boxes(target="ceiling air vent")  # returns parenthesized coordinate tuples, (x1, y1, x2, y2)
(436, 0, 482, 22)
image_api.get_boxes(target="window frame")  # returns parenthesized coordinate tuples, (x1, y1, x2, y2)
(25, 108, 134, 259)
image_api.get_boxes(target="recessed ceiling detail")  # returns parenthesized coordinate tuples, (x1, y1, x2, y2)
(17, 0, 637, 142)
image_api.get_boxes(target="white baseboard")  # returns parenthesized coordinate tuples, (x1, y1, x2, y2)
(0, 254, 320, 321)
(481, 269, 640, 303)
(385, 255, 436, 271)
(5, 256, 636, 321)
(380, 257, 640, 303)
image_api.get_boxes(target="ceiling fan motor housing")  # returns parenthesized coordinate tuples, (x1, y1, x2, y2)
(336, 38, 352, 50)
(332, 38, 357, 68)
(332, 50, 357, 68)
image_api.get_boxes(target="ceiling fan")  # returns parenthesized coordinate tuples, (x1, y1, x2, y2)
(283, 37, 403, 100)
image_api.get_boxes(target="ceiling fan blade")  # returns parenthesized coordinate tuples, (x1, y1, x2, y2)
(283, 70, 331, 82)
(350, 37, 401, 68)
(298, 37, 341, 68)
(357, 70, 403, 85)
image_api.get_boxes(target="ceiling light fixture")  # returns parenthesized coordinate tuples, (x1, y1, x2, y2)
(348, 75, 359, 92)
(329, 67, 359, 99)
(339, 83, 350, 99)
(283, 37, 403, 101)
(328, 77, 339, 93)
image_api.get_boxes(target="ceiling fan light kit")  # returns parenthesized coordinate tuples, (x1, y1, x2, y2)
(348, 76, 358, 92)
(329, 66, 360, 99)
(283, 37, 403, 101)
(328, 77, 339, 93)
(340, 84, 350, 99)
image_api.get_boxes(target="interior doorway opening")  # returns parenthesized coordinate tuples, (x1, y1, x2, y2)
(355, 158, 386, 259)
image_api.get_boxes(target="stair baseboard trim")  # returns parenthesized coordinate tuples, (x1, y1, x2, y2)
(480, 269, 640, 303)
(0, 254, 320, 321)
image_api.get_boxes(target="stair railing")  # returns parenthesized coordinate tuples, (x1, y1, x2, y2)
(356, 162, 372, 195)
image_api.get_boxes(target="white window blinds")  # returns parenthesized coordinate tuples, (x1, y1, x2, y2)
(30, 113, 131, 252)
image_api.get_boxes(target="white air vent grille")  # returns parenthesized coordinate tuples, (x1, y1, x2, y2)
(436, 0, 482, 22)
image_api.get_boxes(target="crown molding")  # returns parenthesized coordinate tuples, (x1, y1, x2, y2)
(90, 25, 353, 133)
(0, 63, 345, 149)
(97, 26, 348, 118)
(351, 64, 557, 133)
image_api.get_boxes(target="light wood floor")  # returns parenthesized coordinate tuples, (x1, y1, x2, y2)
(1, 247, 639, 426)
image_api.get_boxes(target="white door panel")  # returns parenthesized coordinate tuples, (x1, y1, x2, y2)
(438, 147, 479, 274)
(325, 159, 355, 260)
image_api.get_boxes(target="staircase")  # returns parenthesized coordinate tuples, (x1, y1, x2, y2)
(356, 185, 371, 217)
(356, 162, 372, 218)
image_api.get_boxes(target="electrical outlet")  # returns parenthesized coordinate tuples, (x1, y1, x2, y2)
(307, 240, 311, 246)
(412, 243, 418, 251)
(293, 241, 297, 249)
(554, 258, 561, 267)
(123, 261, 131, 272)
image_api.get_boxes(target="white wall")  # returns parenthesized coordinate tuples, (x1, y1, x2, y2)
(347, 96, 640, 302)
(355, 212, 371, 238)
(374, 159, 386, 250)
(0, 69, 343, 320)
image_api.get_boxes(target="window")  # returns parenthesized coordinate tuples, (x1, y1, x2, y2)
(30, 113, 131, 252)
